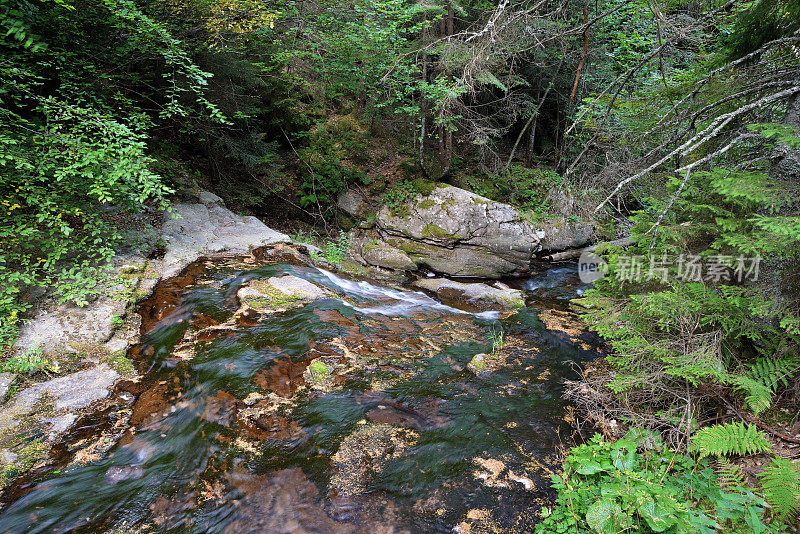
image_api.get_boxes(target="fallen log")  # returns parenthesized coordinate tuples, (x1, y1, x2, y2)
(540, 236, 637, 262)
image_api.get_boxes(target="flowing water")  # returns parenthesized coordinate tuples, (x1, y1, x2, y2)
(0, 252, 600, 533)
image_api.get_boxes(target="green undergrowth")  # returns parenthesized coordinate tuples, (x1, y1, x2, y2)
(538, 429, 796, 534)
(462, 165, 564, 216)
(381, 179, 443, 218)
(566, 136, 800, 533)
(297, 119, 374, 210)
(1, 346, 59, 376)
(290, 230, 353, 267)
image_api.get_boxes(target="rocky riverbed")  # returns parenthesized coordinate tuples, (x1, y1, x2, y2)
(0, 192, 289, 486)
(0, 190, 601, 533)
(0, 243, 600, 533)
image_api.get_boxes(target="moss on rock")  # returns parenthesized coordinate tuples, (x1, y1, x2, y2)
(421, 224, 459, 240)
(412, 179, 437, 196)
(308, 360, 330, 382)
(391, 205, 411, 219)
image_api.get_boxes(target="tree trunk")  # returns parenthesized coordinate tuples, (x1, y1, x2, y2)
(447, 2, 454, 36)
(419, 54, 428, 175)
(769, 93, 800, 185)
(440, 126, 452, 179)
(570, 5, 589, 102)
(525, 114, 537, 167)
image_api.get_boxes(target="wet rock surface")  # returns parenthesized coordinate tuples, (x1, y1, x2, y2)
(14, 191, 288, 354)
(355, 238, 418, 271)
(161, 198, 289, 278)
(413, 278, 525, 310)
(0, 251, 601, 533)
(264, 275, 330, 300)
(0, 364, 119, 432)
(350, 185, 594, 277)
(2, 192, 290, 484)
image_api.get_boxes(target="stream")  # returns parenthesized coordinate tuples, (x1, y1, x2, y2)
(0, 251, 600, 533)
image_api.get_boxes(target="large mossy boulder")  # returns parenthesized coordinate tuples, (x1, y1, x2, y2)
(368, 185, 593, 278)
(375, 185, 541, 278)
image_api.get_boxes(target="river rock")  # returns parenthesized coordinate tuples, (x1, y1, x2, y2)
(43, 413, 78, 437)
(413, 278, 525, 309)
(0, 364, 119, 434)
(376, 185, 539, 278)
(238, 276, 330, 311)
(197, 190, 224, 206)
(0, 373, 15, 402)
(104, 465, 145, 485)
(14, 293, 130, 353)
(372, 185, 594, 278)
(267, 276, 329, 300)
(536, 217, 594, 251)
(355, 238, 416, 271)
(336, 189, 367, 218)
(161, 193, 290, 278)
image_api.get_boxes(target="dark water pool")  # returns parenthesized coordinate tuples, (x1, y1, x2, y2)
(0, 257, 598, 533)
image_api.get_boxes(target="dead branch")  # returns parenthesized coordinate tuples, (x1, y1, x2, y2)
(595, 86, 800, 213)
(569, 4, 588, 102)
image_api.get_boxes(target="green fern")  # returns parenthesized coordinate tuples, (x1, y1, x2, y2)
(757, 458, 800, 520)
(730, 375, 774, 415)
(714, 457, 747, 488)
(748, 356, 800, 393)
(689, 422, 771, 458)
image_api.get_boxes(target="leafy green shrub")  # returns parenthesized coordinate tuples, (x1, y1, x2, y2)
(537, 430, 774, 534)
(318, 232, 352, 266)
(297, 231, 352, 266)
(298, 123, 371, 209)
(381, 181, 416, 215)
(0, 0, 225, 347)
(502, 165, 563, 210)
(2, 347, 59, 375)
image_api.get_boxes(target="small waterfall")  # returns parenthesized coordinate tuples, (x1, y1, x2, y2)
(312, 268, 500, 319)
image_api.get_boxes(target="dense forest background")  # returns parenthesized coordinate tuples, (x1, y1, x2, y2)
(1, 0, 800, 530)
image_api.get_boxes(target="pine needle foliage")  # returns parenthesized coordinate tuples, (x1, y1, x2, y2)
(575, 166, 800, 432)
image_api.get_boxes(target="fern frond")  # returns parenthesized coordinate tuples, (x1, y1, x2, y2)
(714, 457, 746, 488)
(748, 356, 800, 392)
(689, 422, 771, 458)
(757, 458, 800, 520)
(730, 375, 773, 415)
